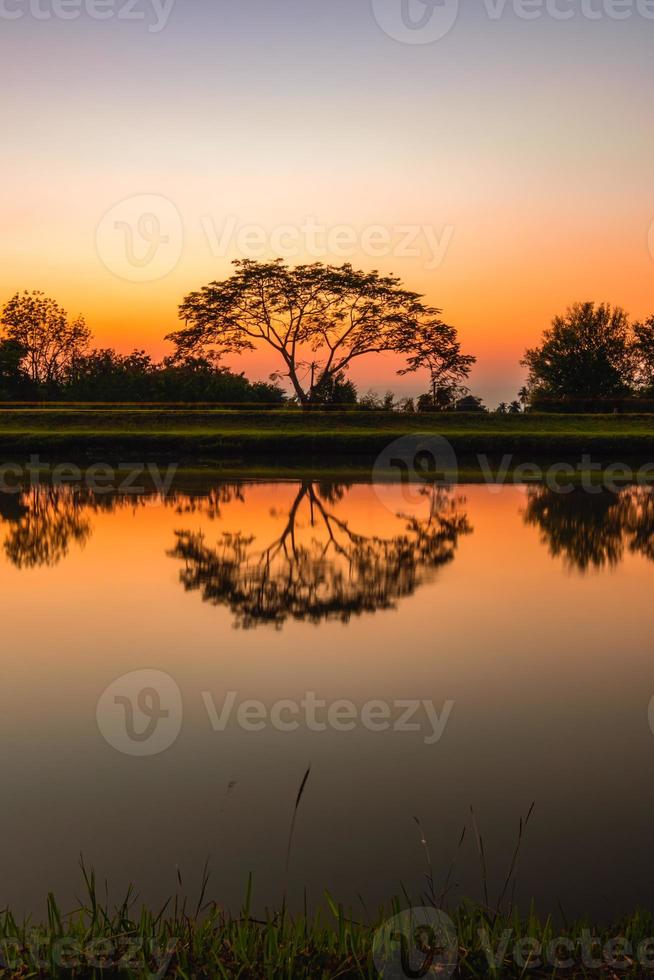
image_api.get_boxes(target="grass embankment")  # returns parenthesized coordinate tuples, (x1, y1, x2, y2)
(4, 878, 654, 978)
(0, 409, 654, 462)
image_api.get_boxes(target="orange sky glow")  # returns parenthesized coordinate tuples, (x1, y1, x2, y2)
(1, 3, 652, 405)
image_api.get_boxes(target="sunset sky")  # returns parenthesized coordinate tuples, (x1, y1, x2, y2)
(1, 0, 652, 405)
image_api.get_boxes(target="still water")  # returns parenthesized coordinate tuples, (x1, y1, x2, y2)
(0, 475, 653, 920)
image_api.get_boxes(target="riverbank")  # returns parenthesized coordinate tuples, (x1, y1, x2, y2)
(0, 409, 654, 462)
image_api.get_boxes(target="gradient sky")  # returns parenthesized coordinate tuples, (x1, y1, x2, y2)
(1, 0, 652, 404)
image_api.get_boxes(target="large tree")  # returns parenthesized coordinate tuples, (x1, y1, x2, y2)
(522, 302, 635, 403)
(1, 290, 91, 387)
(167, 260, 475, 406)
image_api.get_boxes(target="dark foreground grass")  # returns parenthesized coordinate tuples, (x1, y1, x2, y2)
(0, 409, 654, 461)
(4, 872, 654, 979)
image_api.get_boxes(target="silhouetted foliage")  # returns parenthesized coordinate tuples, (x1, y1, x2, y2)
(633, 315, 654, 393)
(168, 260, 475, 408)
(168, 482, 471, 628)
(454, 394, 487, 413)
(0, 340, 33, 399)
(0, 290, 288, 404)
(0, 485, 144, 569)
(309, 370, 358, 408)
(66, 349, 157, 401)
(65, 351, 285, 404)
(523, 485, 654, 572)
(358, 390, 397, 411)
(522, 303, 635, 404)
(1, 291, 91, 388)
(416, 387, 459, 412)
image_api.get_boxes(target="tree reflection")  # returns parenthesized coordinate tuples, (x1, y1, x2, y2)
(168, 482, 471, 628)
(523, 485, 654, 571)
(0, 486, 141, 569)
(167, 484, 245, 521)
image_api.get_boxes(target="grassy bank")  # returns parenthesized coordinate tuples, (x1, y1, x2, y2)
(4, 878, 654, 978)
(0, 409, 654, 462)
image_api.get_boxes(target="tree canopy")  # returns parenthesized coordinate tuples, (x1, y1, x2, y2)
(1, 290, 91, 387)
(522, 302, 636, 403)
(168, 260, 475, 407)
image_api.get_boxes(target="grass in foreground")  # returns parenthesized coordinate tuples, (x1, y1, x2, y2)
(4, 868, 654, 979)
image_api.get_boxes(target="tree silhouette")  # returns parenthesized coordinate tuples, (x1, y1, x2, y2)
(522, 302, 634, 403)
(1, 291, 91, 387)
(167, 484, 245, 521)
(523, 485, 654, 572)
(168, 260, 475, 407)
(168, 482, 471, 628)
(633, 315, 654, 393)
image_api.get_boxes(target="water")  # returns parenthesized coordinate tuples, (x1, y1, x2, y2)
(1, 475, 653, 920)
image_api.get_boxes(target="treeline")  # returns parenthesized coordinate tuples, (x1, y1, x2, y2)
(2, 276, 654, 412)
(0, 293, 284, 406)
(0, 342, 286, 406)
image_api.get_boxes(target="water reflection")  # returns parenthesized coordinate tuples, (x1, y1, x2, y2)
(0, 482, 472, 626)
(168, 482, 471, 628)
(3, 482, 654, 585)
(0, 486, 140, 569)
(1, 478, 654, 918)
(523, 485, 654, 571)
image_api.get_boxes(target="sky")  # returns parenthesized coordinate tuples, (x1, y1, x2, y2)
(1, 0, 653, 405)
